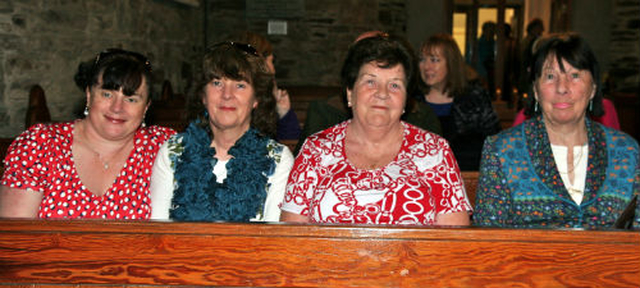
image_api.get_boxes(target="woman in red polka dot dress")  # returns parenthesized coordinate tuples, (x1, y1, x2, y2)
(0, 49, 174, 219)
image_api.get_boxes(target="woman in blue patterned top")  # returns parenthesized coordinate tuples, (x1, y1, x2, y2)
(474, 33, 639, 229)
(149, 42, 293, 222)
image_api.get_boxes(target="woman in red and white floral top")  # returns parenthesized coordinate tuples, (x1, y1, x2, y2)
(0, 49, 174, 219)
(280, 35, 472, 225)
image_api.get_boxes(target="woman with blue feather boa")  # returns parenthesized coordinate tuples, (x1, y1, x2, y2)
(150, 42, 293, 222)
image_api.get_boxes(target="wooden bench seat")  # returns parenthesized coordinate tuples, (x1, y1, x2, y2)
(1, 219, 638, 287)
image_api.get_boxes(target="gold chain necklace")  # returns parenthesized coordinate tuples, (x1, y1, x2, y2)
(558, 145, 586, 175)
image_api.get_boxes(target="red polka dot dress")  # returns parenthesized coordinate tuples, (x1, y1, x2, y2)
(1, 122, 174, 219)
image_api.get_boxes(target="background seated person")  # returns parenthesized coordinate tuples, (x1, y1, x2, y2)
(150, 42, 293, 222)
(296, 30, 441, 154)
(0, 49, 174, 219)
(474, 33, 640, 229)
(419, 34, 501, 171)
(280, 35, 471, 225)
(232, 31, 300, 141)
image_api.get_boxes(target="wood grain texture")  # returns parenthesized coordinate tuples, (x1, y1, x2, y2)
(0, 220, 638, 288)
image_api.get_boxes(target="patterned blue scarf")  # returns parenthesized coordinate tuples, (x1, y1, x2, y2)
(170, 121, 276, 222)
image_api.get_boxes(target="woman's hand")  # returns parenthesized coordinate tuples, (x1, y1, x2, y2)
(280, 211, 309, 223)
(274, 88, 291, 119)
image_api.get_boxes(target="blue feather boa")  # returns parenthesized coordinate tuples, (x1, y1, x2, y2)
(170, 121, 276, 222)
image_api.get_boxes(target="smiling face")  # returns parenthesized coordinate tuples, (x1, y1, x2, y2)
(85, 76, 149, 141)
(534, 55, 596, 126)
(419, 46, 448, 91)
(347, 62, 407, 129)
(203, 77, 257, 134)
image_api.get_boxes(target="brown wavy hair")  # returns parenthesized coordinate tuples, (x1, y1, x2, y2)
(189, 42, 277, 138)
(420, 34, 467, 97)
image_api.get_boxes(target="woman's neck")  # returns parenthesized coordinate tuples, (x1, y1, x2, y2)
(545, 119, 588, 147)
(348, 120, 403, 146)
(210, 124, 250, 160)
(425, 86, 452, 104)
(78, 119, 132, 153)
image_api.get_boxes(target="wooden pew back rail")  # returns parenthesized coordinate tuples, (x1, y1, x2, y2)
(1, 220, 638, 287)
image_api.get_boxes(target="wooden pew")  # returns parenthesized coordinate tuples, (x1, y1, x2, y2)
(1, 219, 638, 287)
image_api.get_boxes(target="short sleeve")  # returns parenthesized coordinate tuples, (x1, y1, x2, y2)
(281, 138, 321, 216)
(261, 144, 294, 221)
(1, 124, 56, 193)
(428, 136, 473, 215)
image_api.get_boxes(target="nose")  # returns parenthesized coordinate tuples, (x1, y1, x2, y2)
(110, 94, 124, 112)
(556, 75, 570, 95)
(375, 84, 390, 100)
(221, 82, 233, 100)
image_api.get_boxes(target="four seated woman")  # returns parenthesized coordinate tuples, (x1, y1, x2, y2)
(0, 49, 175, 219)
(474, 33, 640, 228)
(2, 34, 635, 229)
(280, 35, 472, 225)
(149, 42, 294, 222)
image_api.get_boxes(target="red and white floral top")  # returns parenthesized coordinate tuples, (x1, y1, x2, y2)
(281, 121, 472, 225)
(1, 122, 174, 219)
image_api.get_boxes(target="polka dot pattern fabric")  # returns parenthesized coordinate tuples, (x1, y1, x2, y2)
(1, 122, 174, 219)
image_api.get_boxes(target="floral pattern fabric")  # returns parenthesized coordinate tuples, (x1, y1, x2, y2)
(474, 115, 640, 229)
(281, 121, 472, 225)
(1, 121, 174, 219)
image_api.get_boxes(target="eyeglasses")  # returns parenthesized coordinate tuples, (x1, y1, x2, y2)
(208, 41, 259, 57)
(94, 48, 152, 72)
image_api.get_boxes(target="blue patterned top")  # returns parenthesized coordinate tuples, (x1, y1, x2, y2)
(474, 115, 640, 229)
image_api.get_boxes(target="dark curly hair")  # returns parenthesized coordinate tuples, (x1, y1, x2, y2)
(524, 33, 604, 117)
(74, 48, 152, 100)
(341, 35, 417, 95)
(189, 42, 277, 138)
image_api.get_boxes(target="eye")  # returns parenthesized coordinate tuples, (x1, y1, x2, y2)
(570, 72, 580, 79)
(390, 82, 403, 91)
(545, 73, 555, 80)
(125, 97, 140, 103)
(102, 91, 112, 98)
(430, 57, 440, 63)
(236, 82, 248, 89)
(211, 79, 222, 87)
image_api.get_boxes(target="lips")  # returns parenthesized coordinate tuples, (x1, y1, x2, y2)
(219, 106, 236, 111)
(553, 102, 572, 109)
(105, 115, 125, 124)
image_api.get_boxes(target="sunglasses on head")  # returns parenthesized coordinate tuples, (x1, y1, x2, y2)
(208, 41, 260, 57)
(94, 48, 152, 72)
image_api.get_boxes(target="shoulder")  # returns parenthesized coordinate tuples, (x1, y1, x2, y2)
(404, 122, 443, 142)
(265, 138, 294, 165)
(13, 122, 73, 147)
(599, 123, 639, 152)
(307, 121, 347, 144)
(455, 83, 491, 103)
(484, 124, 524, 149)
(137, 125, 177, 146)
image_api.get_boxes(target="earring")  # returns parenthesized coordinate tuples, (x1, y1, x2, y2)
(534, 100, 538, 113)
(203, 109, 210, 119)
(84, 106, 89, 116)
(347, 101, 352, 107)
(402, 109, 406, 114)
(589, 99, 593, 112)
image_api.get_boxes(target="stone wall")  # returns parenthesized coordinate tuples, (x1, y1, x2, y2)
(205, 0, 409, 87)
(0, 0, 202, 137)
(609, 0, 640, 92)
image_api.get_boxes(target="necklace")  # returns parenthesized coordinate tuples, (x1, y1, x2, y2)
(76, 121, 130, 171)
(558, 145, 586, 175)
